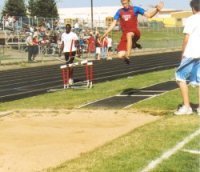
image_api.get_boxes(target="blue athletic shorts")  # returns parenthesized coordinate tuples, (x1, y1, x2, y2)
(175, 57, 200, 86)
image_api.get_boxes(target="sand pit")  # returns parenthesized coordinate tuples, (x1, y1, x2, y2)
(0, 110, 160, 172)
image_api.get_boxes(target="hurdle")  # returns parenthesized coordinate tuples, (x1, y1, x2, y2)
(60, 60, 94, 89)
(81, 60, 93, 89)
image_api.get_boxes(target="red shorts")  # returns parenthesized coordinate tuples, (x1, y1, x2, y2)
(117, 30, 140, 52)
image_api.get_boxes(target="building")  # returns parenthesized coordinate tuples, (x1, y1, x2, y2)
(148, 10, 192, 27)
(171, 11, 193, 26)
(58, 6, 147, 28)
(58, 7, 192, 28)
(58, 6, 119, 27)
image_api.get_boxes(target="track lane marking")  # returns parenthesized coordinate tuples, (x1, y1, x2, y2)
(140, 128, 200, 172)
(182, 149, 200, 155)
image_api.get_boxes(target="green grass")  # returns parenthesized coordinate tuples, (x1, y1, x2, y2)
(110, 29, 183, 43)
(47, 116, 200, 172)
(186, 135, 200, 150)
(141, 30, 183, 41)
(1, 68, 199, 172)
(152, 135, 200, 172)
(0, 68, 175, 111)
(152, 151, 200, 172)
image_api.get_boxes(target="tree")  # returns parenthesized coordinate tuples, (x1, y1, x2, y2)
(28, 0, 58, 18)
(2, 0, 26, 17)
(28, 0, 36, 17)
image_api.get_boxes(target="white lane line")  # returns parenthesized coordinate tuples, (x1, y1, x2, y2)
(123, 95, 158, 109)
(182, 149, 200, 155)
(123, 87, 179, 109)
(141, 128, 200, 172)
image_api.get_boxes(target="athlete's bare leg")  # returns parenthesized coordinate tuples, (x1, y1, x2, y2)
(126, 32, 135, 57)
(118, 51, 126, 58)
(118, 51, 130, 64)
(177, 81, 190, 108)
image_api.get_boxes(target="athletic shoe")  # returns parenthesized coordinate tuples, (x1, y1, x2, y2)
(132, 39, 142, 49)
(124, 57, 130, 65)
(135, 43, 142, 49)
(197, 107, 200, 115)
(174, 105, 193, 115)
(69, 78, 74, 85)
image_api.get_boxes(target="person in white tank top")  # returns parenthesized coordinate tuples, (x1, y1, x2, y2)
(174, 0, 200, 115)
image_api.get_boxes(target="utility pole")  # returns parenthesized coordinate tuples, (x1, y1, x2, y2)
(91, 0, 94, 29)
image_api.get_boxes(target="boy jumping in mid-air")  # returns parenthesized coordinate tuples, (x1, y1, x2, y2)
(102, 0, 164, 64)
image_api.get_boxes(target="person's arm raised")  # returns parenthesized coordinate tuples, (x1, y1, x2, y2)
(101, 20, 117, 40)
(143, 1, 164, 18)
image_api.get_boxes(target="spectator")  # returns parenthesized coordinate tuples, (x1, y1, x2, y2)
(174, 0, 200, 115)
(74, 21, 80, 33)
(8, 16, 13, 27)
(87, 32, 96, 57)
(107, 35, 113, 59)
(45, 21, 51, 30)
(26, 33, 34, 62)
(4, 13, 9, 27)
(95, 32, 101, 60)
(50, 33, 59, 55)
(101, 35, 108, 59)
(29, 25, 34, 33)
(32, 33, 39, 61)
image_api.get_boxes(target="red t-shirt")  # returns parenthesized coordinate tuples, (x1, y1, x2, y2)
(87, 36, 95, 53)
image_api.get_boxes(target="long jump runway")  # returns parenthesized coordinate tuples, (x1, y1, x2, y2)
(80, 81, 178, 109)
(0, 51, 181, 102)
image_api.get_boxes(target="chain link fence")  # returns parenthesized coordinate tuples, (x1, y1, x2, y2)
(0, 16, 183, 64)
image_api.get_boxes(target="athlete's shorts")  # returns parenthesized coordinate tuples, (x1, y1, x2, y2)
(96, 47, 101, 54)
(175, 57, 200, 86)
(64, 51, 76, 64)
(108, 47, 113, 52)
(117, 30, 140, 52)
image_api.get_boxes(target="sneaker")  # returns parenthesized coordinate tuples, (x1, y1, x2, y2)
(174, 105, 193, 115)
(132, 39, 142, 49)
(124, 57, 130, 65)
(135, 43, 142, 49)
(68, 78, 74, 85)
(197, 107, 200, 115)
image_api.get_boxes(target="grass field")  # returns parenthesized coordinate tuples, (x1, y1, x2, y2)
(0, 68, 199, 171)
(47, 117, 199, 172)
(110, 28, 183, 42)
(45, 69, 198, 172)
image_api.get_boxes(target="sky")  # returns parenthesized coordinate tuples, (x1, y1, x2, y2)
(56, 0, 190, 10)
(0, 0, 191, 13)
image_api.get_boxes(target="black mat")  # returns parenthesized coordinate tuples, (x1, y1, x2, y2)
(83, 81, 178, 109)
